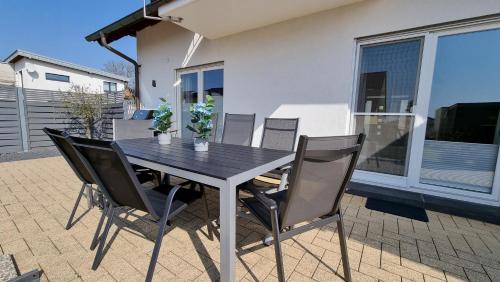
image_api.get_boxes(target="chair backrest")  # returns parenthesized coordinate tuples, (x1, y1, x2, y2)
(69, 136, 160, 219)
(280, 134, 365, 228)
(209, 112, 219, 142)
(113, 119, 154, 140)
(43, 127, 94, 184)
(260, 118, 299, 151)
(221, 113, 256, 146)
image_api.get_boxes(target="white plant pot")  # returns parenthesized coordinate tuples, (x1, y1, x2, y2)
(194, 138, 209, 152)
(158, 132, 171, 145)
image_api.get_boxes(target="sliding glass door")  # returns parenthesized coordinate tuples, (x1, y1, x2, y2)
(354, 22, 500, 201)
(418, 28, 500, 194)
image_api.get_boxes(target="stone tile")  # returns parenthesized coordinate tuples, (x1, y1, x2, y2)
(360, 241, 381, 267)
(381, 261, 424, 282)
(401, 258, 446, 281)
(483, 266, 500, 282)
(464, 269, 492, 282)
(359, 262, 401, 282)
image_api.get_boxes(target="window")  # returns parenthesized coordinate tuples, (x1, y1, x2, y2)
(45, 73, 69, 82)
(354, 38, 423, 176)
(178, 66, 224, 141)
(103, 81, 117, 93)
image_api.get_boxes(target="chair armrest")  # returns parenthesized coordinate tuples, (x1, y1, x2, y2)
(163, 185, 182, 214)
(245, 185, 278, 210)
(278, 164, 292, 171)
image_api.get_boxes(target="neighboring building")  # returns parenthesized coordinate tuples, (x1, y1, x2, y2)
(0, 62, 15, 85)
(3, 50, 128, 93)
(87, 0, 500, 208)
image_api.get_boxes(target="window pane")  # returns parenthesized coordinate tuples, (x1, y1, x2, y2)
(180, 72, 198, 139)
(110, 83, 117, 92)
(203, 69, 223, 141)
(420, 28, 500, 193)
(355, 115, 413, 176)
(103, 82, 110, 92)
(45, 73, 70, 82)
(357, 39, 423, 113)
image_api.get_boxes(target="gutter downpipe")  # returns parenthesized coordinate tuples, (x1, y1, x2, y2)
(99, 32, 141, 108)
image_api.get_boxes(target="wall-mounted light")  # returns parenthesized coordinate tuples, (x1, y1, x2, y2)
(152, 80, 156, 87)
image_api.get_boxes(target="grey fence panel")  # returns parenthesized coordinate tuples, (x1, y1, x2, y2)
(0, 85, 22, 153)
(23, 88, 124, 150)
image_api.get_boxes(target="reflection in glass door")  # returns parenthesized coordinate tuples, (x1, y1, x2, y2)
(203, 69, 224, 141)
(180, 72, 198, 139)
(419, 28, 500, 194)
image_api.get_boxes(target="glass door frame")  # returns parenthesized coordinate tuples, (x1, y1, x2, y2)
(350, 21, 500, 205)
(175, 64, 224, 139)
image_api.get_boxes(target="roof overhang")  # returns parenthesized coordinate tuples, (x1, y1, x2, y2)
(4, 50, 129, 81)
(158, 0, 365, 39)
(85, 0, 173, 44)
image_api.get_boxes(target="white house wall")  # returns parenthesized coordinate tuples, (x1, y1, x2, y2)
(13, 58, 126, 93)
(0, 63, 15, 85)
(137, 0, 500, 146)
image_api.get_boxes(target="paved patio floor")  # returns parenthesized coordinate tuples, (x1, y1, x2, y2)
(1, 157, 500, 281)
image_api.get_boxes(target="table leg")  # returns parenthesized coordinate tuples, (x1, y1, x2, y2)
(220, 180, 236, 282)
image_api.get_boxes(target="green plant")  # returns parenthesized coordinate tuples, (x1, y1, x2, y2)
(186, 95, 214, 139)
(151, 98, 174, 133)
(63, 84, 104, 138)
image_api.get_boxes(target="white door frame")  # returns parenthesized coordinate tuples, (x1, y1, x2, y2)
(350, 21, 500, 206)
(175, 64, 224, 138)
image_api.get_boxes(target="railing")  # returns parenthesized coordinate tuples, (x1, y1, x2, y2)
(0, 85, 23, 153)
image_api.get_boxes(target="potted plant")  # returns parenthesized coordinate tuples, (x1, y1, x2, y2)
(186, 95, 214, 151)
(151, 98, 174, 145)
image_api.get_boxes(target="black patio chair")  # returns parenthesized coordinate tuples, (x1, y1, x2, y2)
(43, 128, 97, 230)
(240, 134, 365, 282)
(255, 118, 299, 190)
(113, 119, 162, 184)
(221, 113, 256, 146)
(43, 128, 157, 230)
(69, 136, 213, 282)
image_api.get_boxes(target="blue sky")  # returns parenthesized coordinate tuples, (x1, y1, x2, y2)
(0, 0, 141, 69)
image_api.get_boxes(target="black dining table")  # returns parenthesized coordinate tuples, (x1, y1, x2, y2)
(117, 137, 295, 282)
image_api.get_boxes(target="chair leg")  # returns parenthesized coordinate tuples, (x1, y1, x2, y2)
(145, 213, 171, 282)
(90, 204, 108, 250)
(92, 205, 115, 270)
(278, 171, 288, 191)
(200, 185, 213, 240)
(65, 183, 87, 230)
(86, 184, 94, 209)
(337, 211, 352, 282)
(270, 209, 285, 282)
(190, 182, 198, 190)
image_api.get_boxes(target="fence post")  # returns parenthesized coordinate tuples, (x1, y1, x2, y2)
(16, 87, 29, 151)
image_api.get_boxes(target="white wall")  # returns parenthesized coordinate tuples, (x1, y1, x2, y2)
(137, 0, 500, 146)
(13, 58, 126, 93)
(0, 63, 15, 85)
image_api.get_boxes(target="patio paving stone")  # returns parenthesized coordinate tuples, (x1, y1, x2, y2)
(0, 156, 499, 281)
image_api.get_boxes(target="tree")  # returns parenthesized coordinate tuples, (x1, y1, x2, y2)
(102, 60, 135, 88)
(63, 84, 104, 139)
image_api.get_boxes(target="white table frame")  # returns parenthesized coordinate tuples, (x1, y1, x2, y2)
(127, 153, 295, 282)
